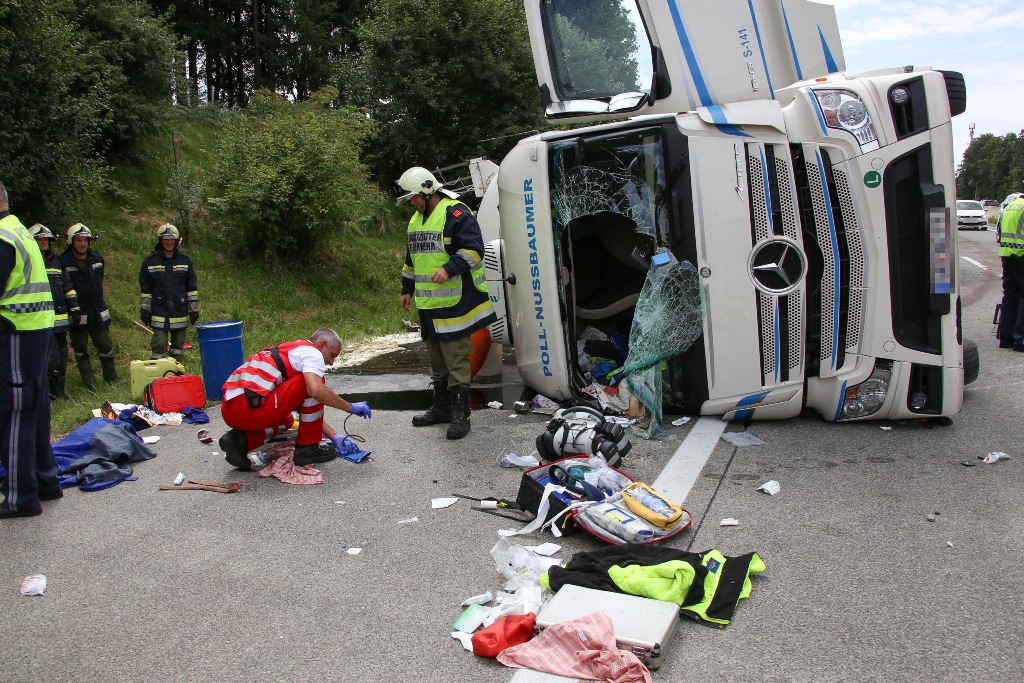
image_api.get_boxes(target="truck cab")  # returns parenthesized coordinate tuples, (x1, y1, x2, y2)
(479, 0, 969, 423)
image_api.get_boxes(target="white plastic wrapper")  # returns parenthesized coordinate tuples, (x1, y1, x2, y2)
(20, 574, 47, 596)
(756, 480, 781, 495)
(721, 432, 766, 447)
(982, 452, 1010, 464)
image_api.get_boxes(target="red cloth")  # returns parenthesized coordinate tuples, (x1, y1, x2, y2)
(256, 442, 324, 485)
(472, 614, 536, 658)
(496, 612, 651, 683)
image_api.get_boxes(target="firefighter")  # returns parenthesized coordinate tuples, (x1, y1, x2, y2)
(29, 223, 80, 400)
(0, 180, 61, 518)
(139, 223, 199, 361)
(997, 193, 1024, 351)
(218, 328, 372, 469)
(396, 166, 496, 440)
(60, 222, 118, 388)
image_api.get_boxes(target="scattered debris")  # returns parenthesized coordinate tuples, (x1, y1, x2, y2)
(453, 603, 491, 633)
(19, 574, 46, 596)
(196, 429, 213, 444)
(671, 417, 691, 426)
(487, 401, 503, 409)
(720, 518, 740, 526)
(159, 481, 239, 493)
(721, 432, 766, 447)
(450, 631, 474, 652)
(432, 497, 459, 509)
(173, 472, 186, 486)
(495, 452, 540, 469)
(756, 480, 780, 496)
(462, 591, 495, 607)
(142, 435, 160, 445)
(397, 517, 419, 525)
(926, 513, 938, 522)
(524, 542, 562, 556)
(947, 541, 954, 548)
(346, 547, 363, 555)
(880, 426, 892, 431)
(981, 452, 1010, 464)
(961, 460, 976, 467)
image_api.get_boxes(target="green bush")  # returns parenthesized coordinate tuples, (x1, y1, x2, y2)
(211, 87, 382, 257)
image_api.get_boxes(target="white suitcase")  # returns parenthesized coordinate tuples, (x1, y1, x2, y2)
(534, 584, 680, 669)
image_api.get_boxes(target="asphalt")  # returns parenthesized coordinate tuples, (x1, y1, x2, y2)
(1, 227, 1021, 683)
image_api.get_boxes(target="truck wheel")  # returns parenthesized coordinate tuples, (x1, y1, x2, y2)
(963, 339, 979, 385)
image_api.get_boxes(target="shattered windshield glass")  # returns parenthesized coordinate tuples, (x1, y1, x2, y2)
(550, 128, 667, 246)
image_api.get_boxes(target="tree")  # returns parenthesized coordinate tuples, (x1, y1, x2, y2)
(0, 0, 106, 225)
(210, 87, 381, 257)
(956, 132, 1024, 200)
(350, 0, 544, 185)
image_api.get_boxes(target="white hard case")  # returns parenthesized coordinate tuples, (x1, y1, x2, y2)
(534, 584, 680, 669)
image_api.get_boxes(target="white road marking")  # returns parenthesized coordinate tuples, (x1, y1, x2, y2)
(652, 417, 728, 503)
(961, 256, 988, 270)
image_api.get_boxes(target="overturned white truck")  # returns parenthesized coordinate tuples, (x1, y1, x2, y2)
(474, 0, 975, 423)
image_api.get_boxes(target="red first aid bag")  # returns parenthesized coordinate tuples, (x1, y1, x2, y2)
(472, 613, 536, 658)
(143, 374, 206, 413)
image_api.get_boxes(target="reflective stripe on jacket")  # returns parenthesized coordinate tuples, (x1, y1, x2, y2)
(60, 246, 110, 327)
(44, 252, 79, 332)
(222, 340, 314, 398)
(403, 197, 496, 341)
(999, 197, 1024, 257)
(140, 248, 199, 330)
(0, 214, 55, 331)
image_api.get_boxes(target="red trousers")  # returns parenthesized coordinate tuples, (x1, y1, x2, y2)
(222, 373, 324, 450)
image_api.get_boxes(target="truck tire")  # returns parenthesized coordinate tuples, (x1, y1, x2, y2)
(963, 338, 979, 385)
(939, 71, 966, 117)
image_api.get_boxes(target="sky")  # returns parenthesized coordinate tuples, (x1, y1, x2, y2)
(831, 0, 1024, 169)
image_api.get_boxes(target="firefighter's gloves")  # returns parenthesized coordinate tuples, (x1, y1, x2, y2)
(189, 311, 200, 325)
(140, 310, 151, 327)
(349, 401, 372, 419)
(332, 434, 358, 456)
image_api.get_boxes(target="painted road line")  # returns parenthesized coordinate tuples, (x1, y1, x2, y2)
(652, 416, 728, 503)
(509, 417, 726, 683)
(961, 256, 987, 270)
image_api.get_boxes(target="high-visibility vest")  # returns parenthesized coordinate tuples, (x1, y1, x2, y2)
(222, 340, 314, 398)
(407, 198, 488, 310)
(999, 197, 1024, 257)
(0, 214, 55, 331)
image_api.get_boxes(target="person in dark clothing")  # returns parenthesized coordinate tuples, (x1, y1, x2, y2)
(139, 223, 199, 361)
(60, 222, 118, 388)
(0, 180, 62, 518)
(29, 223, 80, 400)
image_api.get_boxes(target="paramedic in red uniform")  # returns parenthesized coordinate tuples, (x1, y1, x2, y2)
(218, 328, 371, 469)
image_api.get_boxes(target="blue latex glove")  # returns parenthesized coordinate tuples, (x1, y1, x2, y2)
(349, 401, 372, 419)
(332, 434, 358, 455)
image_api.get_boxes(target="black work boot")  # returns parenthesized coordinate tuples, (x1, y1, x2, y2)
(412, 383, 452, 426)
(293, 441, 338, 467)
(77, 358, 96, 390)
(101, 357, 120, 384)
(446, 385, 471, 440)
(219, 429, 251, 470)
(50, 374, 69, 401)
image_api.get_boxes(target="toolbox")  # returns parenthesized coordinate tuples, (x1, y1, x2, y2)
(130, 358, 185, 400)
(534, 583, 680, 669)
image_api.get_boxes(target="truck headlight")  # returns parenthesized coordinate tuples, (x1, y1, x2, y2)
(840, 361, 893, 420)
(814, 89, 878, 147)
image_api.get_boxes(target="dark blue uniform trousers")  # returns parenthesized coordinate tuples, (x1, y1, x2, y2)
(1, 328, 60, 514)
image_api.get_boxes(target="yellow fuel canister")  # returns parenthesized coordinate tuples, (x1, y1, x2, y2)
(129, 358, 186, 400)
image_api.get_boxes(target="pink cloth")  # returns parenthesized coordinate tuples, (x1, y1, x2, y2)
(497, 612, 651, 683)
(256, 442, 324, 485)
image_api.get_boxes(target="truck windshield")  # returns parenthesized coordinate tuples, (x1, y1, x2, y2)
(549, 127, 668, 246)
(542, 0, 653, 102)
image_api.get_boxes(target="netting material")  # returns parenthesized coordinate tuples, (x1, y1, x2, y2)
(623, 257, 704, 438)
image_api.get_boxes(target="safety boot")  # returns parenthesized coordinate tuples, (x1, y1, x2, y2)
(49, 373, 69, 401)
(446, 385, 471, 440)
(219, 429, 252, 470)
(293, 441, 338, 467)
(100, 357, 120, 384)
(77, 358, 96, 390)
(412, 383, 452, 426)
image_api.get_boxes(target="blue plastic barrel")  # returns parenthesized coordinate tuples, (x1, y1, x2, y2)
(196, 320, 244, 400)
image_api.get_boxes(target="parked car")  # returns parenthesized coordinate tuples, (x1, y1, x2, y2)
(956, 200, 987, 230)
(981, 199, 999, 209)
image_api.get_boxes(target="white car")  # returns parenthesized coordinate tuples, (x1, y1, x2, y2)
(955, 200, 987, 230)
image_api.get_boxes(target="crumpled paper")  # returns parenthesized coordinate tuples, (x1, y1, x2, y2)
(20, 574, 47, 596)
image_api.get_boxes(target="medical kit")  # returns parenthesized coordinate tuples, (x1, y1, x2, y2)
(142, 374, 207, 413)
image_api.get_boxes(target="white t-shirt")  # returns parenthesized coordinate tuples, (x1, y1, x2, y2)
(224, 342, 325, 400)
